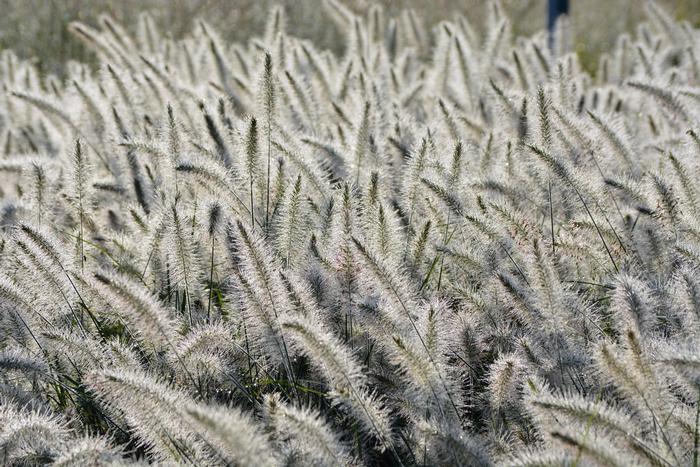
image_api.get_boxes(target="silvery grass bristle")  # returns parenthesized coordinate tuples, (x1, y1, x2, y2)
(0, 0, 700, 465)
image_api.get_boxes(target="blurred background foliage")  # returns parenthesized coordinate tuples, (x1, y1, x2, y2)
(1, 0, 699, 77)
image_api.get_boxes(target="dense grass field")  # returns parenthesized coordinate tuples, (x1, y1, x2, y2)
(2, 0, 700, 465)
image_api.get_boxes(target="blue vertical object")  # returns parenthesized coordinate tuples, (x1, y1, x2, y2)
(548, 0, 569, 33)
(548, 0, 569, 51)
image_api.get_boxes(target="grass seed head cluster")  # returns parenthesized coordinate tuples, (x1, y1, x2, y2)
(1, 0, 700, 465)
